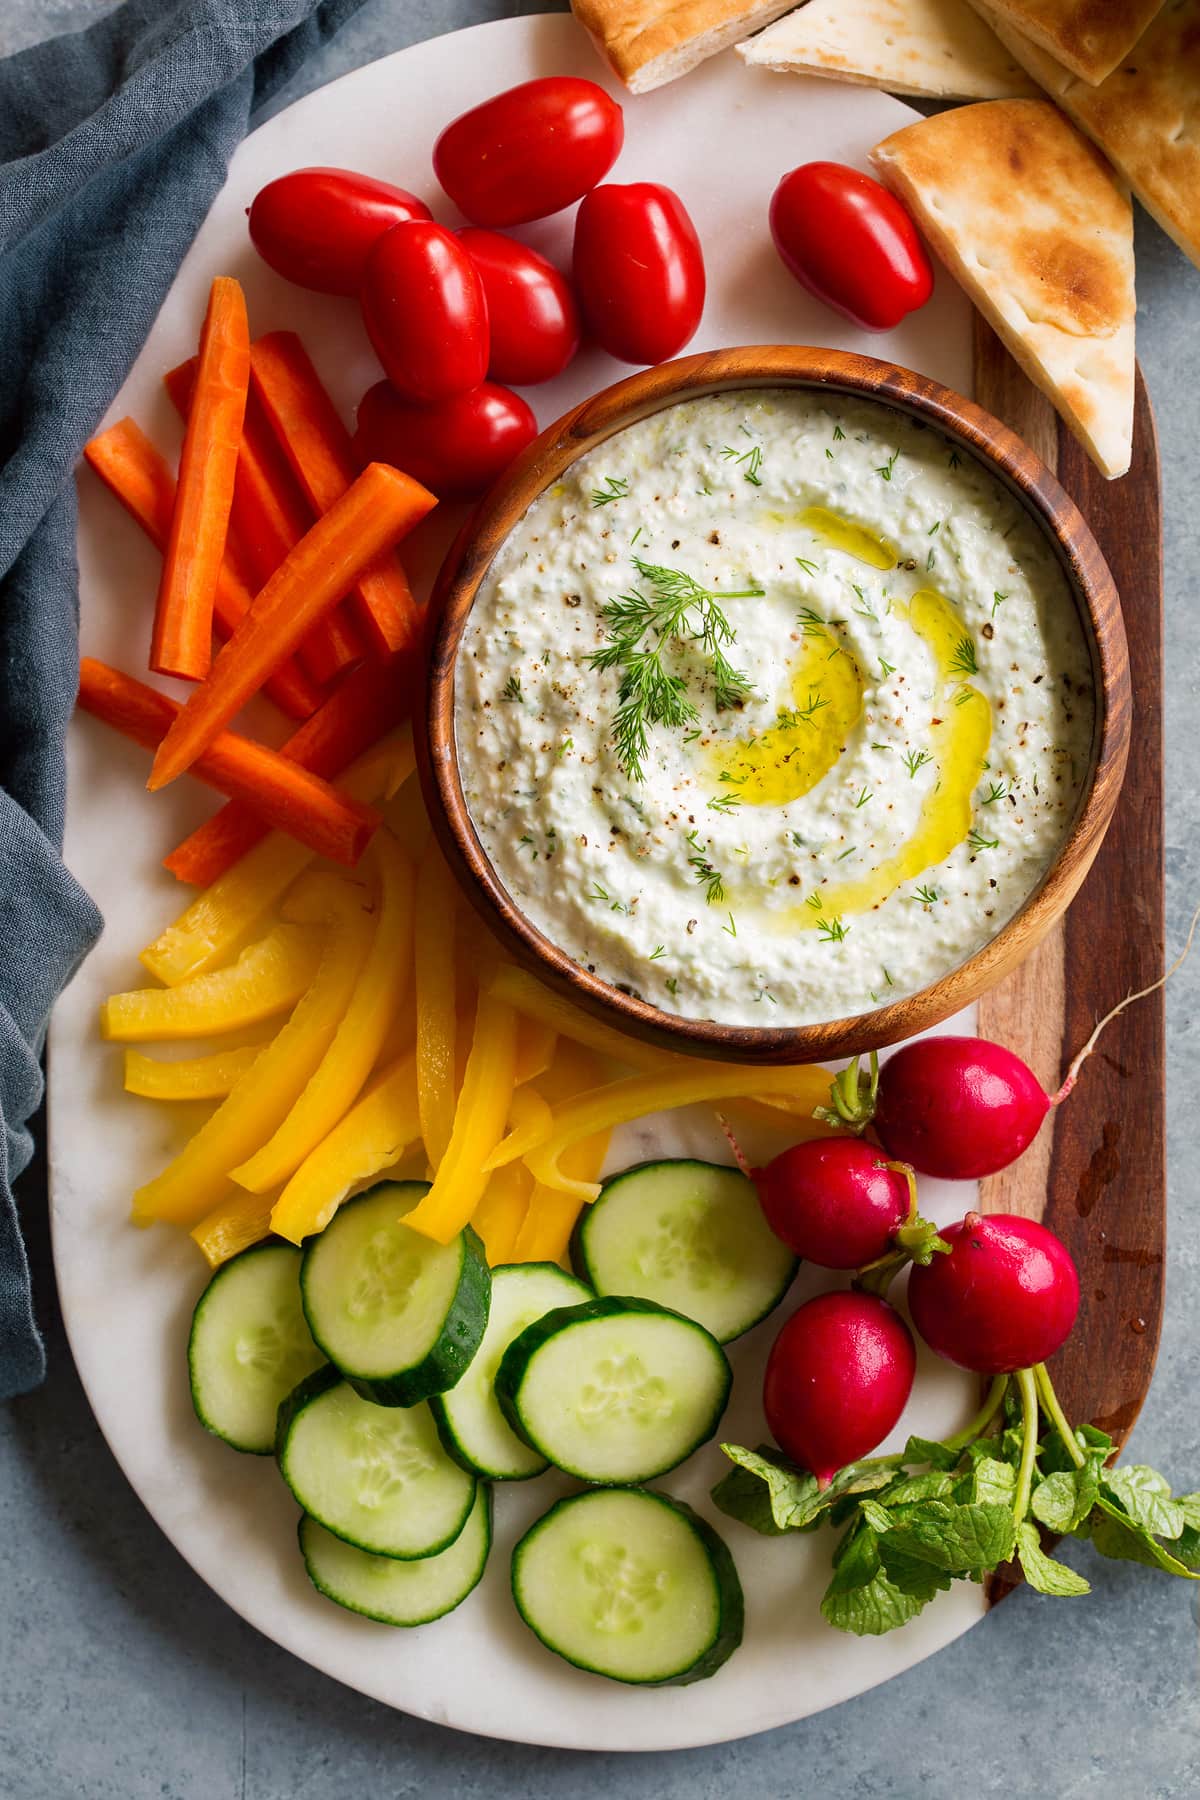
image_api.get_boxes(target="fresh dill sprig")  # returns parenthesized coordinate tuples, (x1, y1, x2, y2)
(665, 976, 680, 998)
(875, 449, 900, 482)
(910, 883, 939, 907)
(685, 829, 726, 905)
(722, 912, 738, 937)
(967, 827, 999, 852)
(819, 916, 849, 943)
(649, 944, 666, 960)
(779, 689, 830, 728)
(501, 674, 524, 702)
(588, 560, 763, 779)
(804, 892, 823, 912)
(928, 520, 941, 536)
(992, 589, 1009, 617)
(721, 443, 764, 485)
(707, 791, 742, 814)
(854, 786, 872, 808)
(795, 556, 820, 576)
(903, 748, 933, 778)
(833, 425, 846, 441)
(592, 475, 629, 507)
(981, 779, 1010, 805)
(879, 656, 896, 679)
(949, 636, 979, 677)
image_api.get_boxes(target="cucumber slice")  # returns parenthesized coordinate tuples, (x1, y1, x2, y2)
(299, 1484, 492, 1626)
(277, 1366, 477, 1559)
(573, 1159, 798, 1344)
(496, 1295, 731, 1484)
(300, 1181, 490, 1407)
(431, 1263, 593, 1481)
(512, 1488, 744, 1685)
(188, 1242, 323, 1454)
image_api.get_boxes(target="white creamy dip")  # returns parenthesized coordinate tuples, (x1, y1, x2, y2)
(455, 390, 1095, 1027)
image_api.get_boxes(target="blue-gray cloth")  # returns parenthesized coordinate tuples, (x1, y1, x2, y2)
(0, 0, 370, 1399)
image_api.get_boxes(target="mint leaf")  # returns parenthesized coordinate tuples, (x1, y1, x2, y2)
(714, 1443, 895, 1534)
(882, 1470, 958, 1506)
(1039, 1422, 1112, 1476)
(1103, 1466, 1185, 1539)
(1177, 1493, 1200, 1531)
(882, 1501, 1017, 1574)
(1174, 1526, 1200, 1571)
(902, 1435, 962, 1471)
(820, 1525, 948, 1636)
(966, 1457, 1018, 1508)
(859, 1498, 894, 1532)
(1031, 1466, 1099, 1535)
(712, 1462, 808, 1536)
(1090, 1496, 1199, 1579)
(1015, 1522, 1091, 1597)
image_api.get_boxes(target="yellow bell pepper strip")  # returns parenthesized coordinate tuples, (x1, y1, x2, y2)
(481, 1087, 554, 1174)
(471, 1162, 533, 1266)
(231, 831, 415, 1192)
(123, 1042, 266, 1100)
(102, 923, 321, 1043)
(139, 727, 415, 986)
(190, 1189, 276, 1268)
(414, 839, 459, 1168)
(513, 1136, 611, 1267)
(402, 988, 519, 1245)
(132, 884, 375, 1227)
(270, 1053, 420, 1244)
(513, 1015, 557, 1087)
(521, 1062, 835, 1203)
(489, 965, 672, 1072)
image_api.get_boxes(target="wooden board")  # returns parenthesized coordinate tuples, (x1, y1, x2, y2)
(973, 319, 1164, 1593)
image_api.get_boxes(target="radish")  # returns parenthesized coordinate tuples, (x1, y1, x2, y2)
(817, 904, 1200, 1179)
(907, 1211, 1080, 1374)
(762, 1290, 915, 1486)
(754, 1138, 946, 1271)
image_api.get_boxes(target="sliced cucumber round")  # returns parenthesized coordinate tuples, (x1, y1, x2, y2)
(572, 1159, 798, 1344)
(188, 1242, 323, 1454)
(512, 1488, 744, 1685)
(299, 1483, 492, 1626)
(277, 1366, 477, 1559)
(431, 1263, 593, 1481)
(495, 1295, 731, 1484)
(300, 1181, 490, 1407)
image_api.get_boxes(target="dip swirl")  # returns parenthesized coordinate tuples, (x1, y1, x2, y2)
(455, 390, 1095, 1027)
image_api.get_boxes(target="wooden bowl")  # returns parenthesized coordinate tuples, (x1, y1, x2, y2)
(421, 346, 1130, 1064)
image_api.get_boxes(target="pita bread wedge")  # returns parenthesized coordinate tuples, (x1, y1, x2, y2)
(971, 0, 1165, 85)
(737, 0, 1039, 99)
(971, 0, 1200, 269)
(570, 0, 797, 92)
(870, 101, 1135, 478)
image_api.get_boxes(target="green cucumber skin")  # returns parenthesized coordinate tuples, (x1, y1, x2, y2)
(570, 1159, 799, 1345)
(275, 1367, 477, 1560)
(299, 1186, 492, 1407)
(494, 1294, 733, 1483)
(298, 1486, 493, 1627)
(188, 1240, 311, 1455)
(429, 1262, 592, 1481)
(511, 1488, 745, 1686)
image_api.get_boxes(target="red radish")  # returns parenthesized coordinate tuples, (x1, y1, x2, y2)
(755, 1140, 912, 1268)
(873, 1035, 1050, 1179)
(763, 1291, 915, 1486)
(907, 1212, 1079, 1375)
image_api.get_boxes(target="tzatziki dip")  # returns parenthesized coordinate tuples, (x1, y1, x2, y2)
(455, 389, 1095, 1027)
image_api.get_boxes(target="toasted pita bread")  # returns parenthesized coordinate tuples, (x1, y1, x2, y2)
(971, 0, 1200, 269)
(737, 0, 1038, 99)
(870, 101, 1135, 477)
(570, 0, 796, 92)
(971, 0, 1164, 85)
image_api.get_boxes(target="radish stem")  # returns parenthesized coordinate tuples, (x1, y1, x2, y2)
(1033, 1361, 1087, 1468)
(1012, 1366, 1040, 1523)
(944, 1373, 1008, 1454)
(1051, 900, 1200, 1105)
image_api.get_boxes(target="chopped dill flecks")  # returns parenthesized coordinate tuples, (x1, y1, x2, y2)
(501, 674, 523, 702)
(875, 449, 900, 482)
(592, 475, 629, 507)
(818, 916, 849, 943)
(903, 748, 933, 778)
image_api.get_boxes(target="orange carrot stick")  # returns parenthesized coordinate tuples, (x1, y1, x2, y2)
(164, 360, 363, 684)
(148, 462, 436, 790)
(164, 652, 418, 885)
(250, 332, 422, 656)
(77, 660, 380, 867)
(82, 419, 321, 721)
(150, 278, 249, 681)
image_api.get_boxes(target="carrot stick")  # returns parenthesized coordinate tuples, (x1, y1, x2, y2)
(148, 462, 436, 790)
(78, 659, 380, 866)
(164, 652, 418, 885)
(82, 419, 321, 721)
(250, 332, 422, 656)
(150, 278, 249, 681)
(164, 360, 363, 684)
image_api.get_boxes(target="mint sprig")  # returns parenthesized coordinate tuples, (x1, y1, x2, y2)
(715, 1363, 1199, 1637)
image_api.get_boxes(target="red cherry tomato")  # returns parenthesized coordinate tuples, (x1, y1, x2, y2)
(360, 221, 489, 403)
(573, 183, 706, 366)
(434, 77, 624, 227)
(457, 229, 581, 386)
(769, 162, 933, 332)
(355, 380, 538, 501)
(247, 168, 431, 296)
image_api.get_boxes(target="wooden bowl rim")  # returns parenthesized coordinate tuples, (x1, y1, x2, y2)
(421, 345, 1131, 1064)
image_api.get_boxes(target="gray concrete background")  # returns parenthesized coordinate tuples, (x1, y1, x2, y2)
(3, 2, 1198, 1794)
